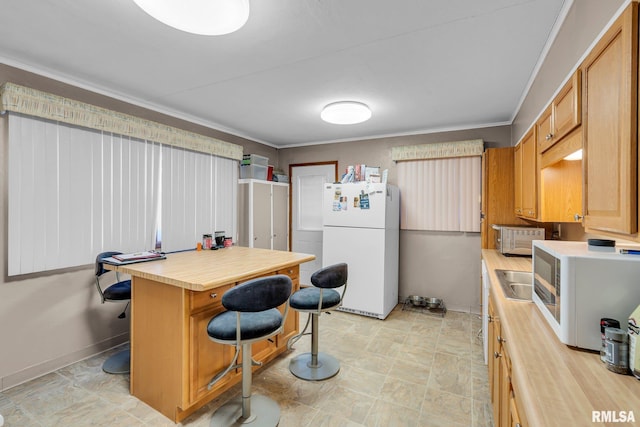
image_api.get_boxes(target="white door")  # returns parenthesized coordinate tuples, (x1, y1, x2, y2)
(291, 164, 336, 286)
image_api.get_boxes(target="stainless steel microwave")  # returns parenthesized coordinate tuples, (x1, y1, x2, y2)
(532, 240, 640, 350)
(492, 224, 544, 256)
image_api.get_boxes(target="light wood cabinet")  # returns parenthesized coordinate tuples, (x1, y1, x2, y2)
(481, 147, 526, 249)
(239, 179, 289, 251)
(538, 70, 582, 156)
(514, 143, 523, 217)
(535, 105, 553, 154)
(489, 293, 526, 427)
(514, 129, 537, 219)
(581, 3, 638, 235)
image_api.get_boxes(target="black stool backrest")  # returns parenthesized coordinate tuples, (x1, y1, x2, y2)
(222, 275, 292, 312)
(95, 251, 123, 277)
(311, 263, 348, 289)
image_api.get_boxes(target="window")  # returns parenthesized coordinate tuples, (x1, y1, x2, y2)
(7, 113, 237, 275)
(394, 141, 482, 232)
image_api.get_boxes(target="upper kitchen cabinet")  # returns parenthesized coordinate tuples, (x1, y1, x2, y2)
(481, 147, 525, 249)
(514, 128, 537, 220)
(581, 3, 638, 235)
(537, 70, 581, 155)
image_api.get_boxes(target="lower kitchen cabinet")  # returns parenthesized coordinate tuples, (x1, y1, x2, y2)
(488, 294, 526, 427)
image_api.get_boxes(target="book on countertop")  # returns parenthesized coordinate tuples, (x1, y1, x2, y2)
(113, 251, 164, 261)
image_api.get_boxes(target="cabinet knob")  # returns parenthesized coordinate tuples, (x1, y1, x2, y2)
(498, 336, 506, 344)
(210, 293, 218, 299)
(574, 213, 583, 221)
(488, 315, 493, 323)
(494, 351, 502, 359)
(545, 133, 553, 140)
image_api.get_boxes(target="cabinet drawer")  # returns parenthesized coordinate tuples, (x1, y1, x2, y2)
(190, 283, 234, 313)
(277, 266, 299, 282)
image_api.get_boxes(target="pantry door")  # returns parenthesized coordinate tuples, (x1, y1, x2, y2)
(290, 162, 338, 286)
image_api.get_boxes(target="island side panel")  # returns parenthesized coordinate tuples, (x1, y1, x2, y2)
(131, 276, 185, 421)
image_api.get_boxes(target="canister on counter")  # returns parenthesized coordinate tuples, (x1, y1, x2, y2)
(202, 234, 213, 250)
(601, 318, 621, 362)
(604, 327, 630, 375)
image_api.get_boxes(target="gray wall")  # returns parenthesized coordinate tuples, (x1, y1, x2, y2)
(512, 0, 625, 143)
(0, 64, 275, 390)
(278, 127, 511, 313)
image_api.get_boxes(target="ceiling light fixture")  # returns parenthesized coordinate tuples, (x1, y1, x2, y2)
(132, 0, 250, 36)
(563, 149, 583, 161)
(321, 101, 372, 125)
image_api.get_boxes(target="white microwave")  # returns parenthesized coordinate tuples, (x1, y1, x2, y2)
(532, 240, 640, 351)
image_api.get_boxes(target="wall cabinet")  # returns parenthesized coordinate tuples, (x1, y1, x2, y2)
(239, 179, 289, 250)
(481, 147, 527, 249)
(514, 129, 537, 219)
(581, 3, 638, 235)
(538, 70, 582, 154)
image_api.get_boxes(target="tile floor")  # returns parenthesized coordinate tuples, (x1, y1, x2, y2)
(0, 306, 493, 426)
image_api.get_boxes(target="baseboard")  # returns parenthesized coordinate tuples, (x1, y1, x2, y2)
(0, 334, 129, 391)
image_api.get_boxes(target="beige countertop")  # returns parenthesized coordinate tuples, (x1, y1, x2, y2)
(105, 246, 315, 291)
(482, 249, 640, 427)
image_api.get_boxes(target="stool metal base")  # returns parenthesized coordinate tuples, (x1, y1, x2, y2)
(289, 352, 340, 381)
(210, 394, 280, 427)
(102, 349, 130, 374)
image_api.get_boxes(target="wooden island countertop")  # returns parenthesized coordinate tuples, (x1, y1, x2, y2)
(483, 249, 640, 427)
(105, 246, 315, 291)
(105, 246, 315, 422)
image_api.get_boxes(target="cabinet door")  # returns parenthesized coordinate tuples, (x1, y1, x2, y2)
(272, 184, 289, 251)
(253, 182, 272, 249)
(582, 3, 638, 235)
(521, 129, 537, 219)
(189, 305, 236, 405)
(553, 70, 581, 142)
(514, 144, 523, 216)
(536, 106, 554, 154)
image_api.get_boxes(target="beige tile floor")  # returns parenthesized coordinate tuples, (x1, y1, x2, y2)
(0, 306, 493, 427)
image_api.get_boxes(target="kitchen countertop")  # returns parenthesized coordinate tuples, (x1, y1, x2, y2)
(105, 246, 315, 291)
(482, 249, 640, 426)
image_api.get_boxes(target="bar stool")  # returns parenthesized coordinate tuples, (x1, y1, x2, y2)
(287, 263, 348, 381)
(95, 252, 131, 374)
(206, 274, 292, 427)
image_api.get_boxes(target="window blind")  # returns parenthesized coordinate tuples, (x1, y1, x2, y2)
(7, 112, 238, 276)
(397, 156, 481, 232)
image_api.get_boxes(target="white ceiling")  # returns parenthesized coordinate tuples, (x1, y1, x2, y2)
(0, 0, 567, 147)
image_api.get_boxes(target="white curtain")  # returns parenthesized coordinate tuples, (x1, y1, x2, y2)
(397, 156, 481, 232)
(8, 113, 160, 275)
(7, 112, 238, 275)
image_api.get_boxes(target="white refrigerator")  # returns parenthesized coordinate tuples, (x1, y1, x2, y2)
(322, 182, 399, 319)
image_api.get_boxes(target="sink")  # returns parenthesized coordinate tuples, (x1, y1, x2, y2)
(495, 269, 532, 301)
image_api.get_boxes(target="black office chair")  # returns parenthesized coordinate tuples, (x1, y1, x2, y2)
(287, 263, 348, 380)
(206, 274, 292, 427)
(95, 251, 132, 374)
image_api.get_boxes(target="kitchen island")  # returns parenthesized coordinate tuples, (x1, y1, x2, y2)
(105, 246, 315, 422)
(483, 249, 640, 426)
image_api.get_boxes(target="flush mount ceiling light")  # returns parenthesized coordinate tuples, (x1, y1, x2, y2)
(132, 0, 250, 36)
(321, 101, 372, 125)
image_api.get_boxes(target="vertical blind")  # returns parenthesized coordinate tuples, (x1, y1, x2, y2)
(8, 112, 237, 276)
(397, 156, 481, 232)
